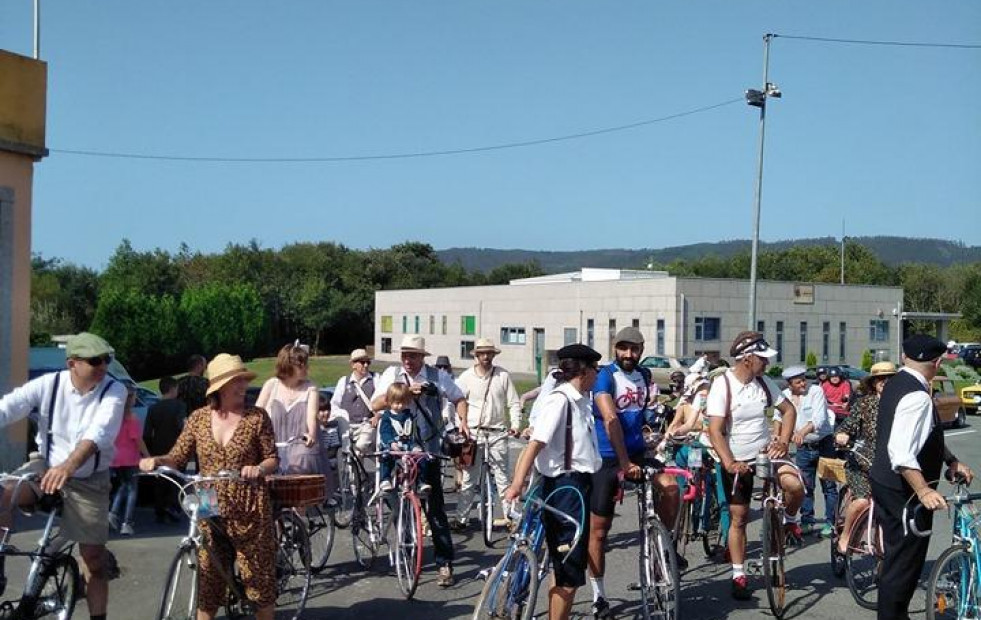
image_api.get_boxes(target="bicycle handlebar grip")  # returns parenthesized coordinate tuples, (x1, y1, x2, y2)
(906, 504, 933, 538)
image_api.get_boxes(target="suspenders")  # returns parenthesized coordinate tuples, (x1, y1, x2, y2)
(45, 372, 116, 472)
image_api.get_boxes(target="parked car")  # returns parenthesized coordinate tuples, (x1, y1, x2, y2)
(639, 355, 690, 392)
(961, 383, 981, 416)
(960, 345, 981, 370)
(934, 373, 967, 429)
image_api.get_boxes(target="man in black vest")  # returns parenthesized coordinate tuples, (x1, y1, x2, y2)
(870, 334, 974, 619)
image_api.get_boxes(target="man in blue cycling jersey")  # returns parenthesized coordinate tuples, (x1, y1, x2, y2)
(588, 327, 680, 619)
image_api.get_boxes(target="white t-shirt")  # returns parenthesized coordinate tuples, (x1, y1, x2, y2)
(531, 382, 602, 477)
(706, 370, 785, 461)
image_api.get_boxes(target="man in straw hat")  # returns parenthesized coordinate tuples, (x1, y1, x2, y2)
(372, 335, 470, 587)
(871, 335, 974, 620)
(453, 338, 522, 529)
(778, 366, 837, 537)
(330, 348, 378, 458)
(0, 332, 127, 620)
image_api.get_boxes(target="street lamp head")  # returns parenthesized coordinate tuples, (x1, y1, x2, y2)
(745, 89, 766, 108)
(766, 83, 782, 98)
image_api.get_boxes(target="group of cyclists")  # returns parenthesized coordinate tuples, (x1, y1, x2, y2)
(0, 327, 975, 620)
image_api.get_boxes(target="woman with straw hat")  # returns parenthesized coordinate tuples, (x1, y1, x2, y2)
(140, 354, 279, 620)
(833, 361, 897, 555)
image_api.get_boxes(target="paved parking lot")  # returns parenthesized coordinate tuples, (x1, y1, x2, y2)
(4, 424, 979, 618)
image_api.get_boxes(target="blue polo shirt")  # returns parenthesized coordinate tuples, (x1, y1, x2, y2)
(592, 363, 650, 458)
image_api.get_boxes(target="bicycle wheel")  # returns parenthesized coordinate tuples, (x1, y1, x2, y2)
(351, 501, 378, 570)
(675, 498, 690, 561)
(393, 493, 424, 599)
(472, 544, 540, 620)
(156, 545, 199, 620)
(306, 504, 336, 573)
(845, 506, 881, 611)
(701, 485, 724, 559)
(481, 465, 497, 548)
(29, 554, 81, 620)
(830, 487, 850, 579)
(639, 518, 680, 620)
(761, 506, 787, 619)
(275, 511, 312, 619)
(927, 544, 978, 620)
(333, 455, 357, 529)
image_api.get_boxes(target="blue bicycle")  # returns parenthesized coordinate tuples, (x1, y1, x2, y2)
(472, 485, 584, 620)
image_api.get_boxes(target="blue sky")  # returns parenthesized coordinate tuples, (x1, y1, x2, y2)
(3, 1, 979, 269)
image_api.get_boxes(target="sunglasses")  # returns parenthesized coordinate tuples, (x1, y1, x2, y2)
(81, 355, 112, 367)
(355, 360, 371, 365)
(736, 338, 772, 357)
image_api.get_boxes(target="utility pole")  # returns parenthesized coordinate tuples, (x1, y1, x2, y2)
(33, 0, 41, 59)
(840, 219, 846, 285)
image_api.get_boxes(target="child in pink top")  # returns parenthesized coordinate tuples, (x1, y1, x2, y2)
(109, 386, 149, 535)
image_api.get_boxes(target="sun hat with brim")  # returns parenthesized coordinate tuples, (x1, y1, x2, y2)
(66, 332, 114, 359)
(206, 354, 257, 396)
(682, 373, 709, 398)
(473, 338, 501, 355)
(399, 335, 430, 356)
(349, 348, 371, 363)
(860, 361, 898, 393)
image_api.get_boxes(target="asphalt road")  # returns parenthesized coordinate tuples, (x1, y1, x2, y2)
(5, 423, 980, 619)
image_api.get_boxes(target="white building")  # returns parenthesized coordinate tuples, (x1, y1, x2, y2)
(373, 269, 904, 378)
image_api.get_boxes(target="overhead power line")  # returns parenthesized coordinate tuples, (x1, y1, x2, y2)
(50, 98, 743, 164)
(772, 33, 981, 49)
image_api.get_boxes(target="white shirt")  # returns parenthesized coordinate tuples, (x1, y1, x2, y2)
(374, 365, 465, 410)
(706, 370, 786, 461)
(531, 382, 601, 477)
(528, 370, 560, 429)
(456, 365, 522, 432)
(330, 372, 375, 423)
(777, 384, 833, 442)
(887, 367, 936, 472)
(0, 371, 126, 477)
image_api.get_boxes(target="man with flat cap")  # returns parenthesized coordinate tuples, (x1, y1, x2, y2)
(871, 334, 974, 620)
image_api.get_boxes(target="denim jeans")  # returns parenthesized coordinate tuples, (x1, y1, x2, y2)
(795, 435, 839, 526)
(110, 466, 139, 525)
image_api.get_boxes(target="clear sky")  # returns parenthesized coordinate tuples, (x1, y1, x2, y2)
(3, 1, 979, 269)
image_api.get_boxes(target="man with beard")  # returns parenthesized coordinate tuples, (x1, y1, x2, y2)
(588, 327, 679, 619)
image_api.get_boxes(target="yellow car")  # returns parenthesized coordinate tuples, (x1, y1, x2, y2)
(962, 383, 981, 415)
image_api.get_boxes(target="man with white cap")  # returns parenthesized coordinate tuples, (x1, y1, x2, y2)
(778, 366, 837, 537)
(330, 348, 378, 457)
(706, 330, 803, 601)
(453, 338, 522, 529)
(0, 332, 127, 620)
(371, 335, 470, 587)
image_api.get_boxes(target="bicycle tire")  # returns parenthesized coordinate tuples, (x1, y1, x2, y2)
(26, 553, 81, 620)
(393, 492, 424, 599)
(351, 510, 377, 570)
(472, 544, 540, 620)
(275, 511, 312, 620)
(926, 543, 977, 620)
(761, 505, 786, 619)
(481, 465, 497, 548)
(639, 518, 680, 620)
(830, 486, 851, 579)
(333, 454, 356, 529)
(701, 485, 724, 559)
(157, 545, 199, 620)
(306, 504, 336, 573)
(845, 505, 881, 611)
(676, 497, 690, 561)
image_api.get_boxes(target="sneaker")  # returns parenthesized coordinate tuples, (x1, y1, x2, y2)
(786, 523, 803, 544)
(379, 480, 393, 493)
(591, 596, 615, 619)
(731, 575, 752, 600)
(820, 523, 834, 538)
(492, 517, 512, 529)
(107, 513, 119, 531)
(418, 483, 432, 497)
(120, 522, 134, 536)
(450, 518, 470, 532)
(436, 565, 455, 587)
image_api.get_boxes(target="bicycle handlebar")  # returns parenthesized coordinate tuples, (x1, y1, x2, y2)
(521, 494, 584, 565)
(619, 465, 698, 502)
(904, 483, 981, 538)
(274, 435, 307, 449)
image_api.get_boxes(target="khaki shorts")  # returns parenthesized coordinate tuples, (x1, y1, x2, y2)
(12, 457, 111, 546)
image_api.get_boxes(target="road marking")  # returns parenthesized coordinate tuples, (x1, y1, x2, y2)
(945, 429, 977, 438)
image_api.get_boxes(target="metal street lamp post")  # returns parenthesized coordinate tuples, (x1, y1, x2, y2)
(746, 33, 781, 330)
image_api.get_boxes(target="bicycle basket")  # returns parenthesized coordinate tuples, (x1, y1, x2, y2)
(268, 474, 326, 508)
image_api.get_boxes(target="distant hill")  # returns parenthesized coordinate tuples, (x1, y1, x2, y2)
(438, 237, 981, 274)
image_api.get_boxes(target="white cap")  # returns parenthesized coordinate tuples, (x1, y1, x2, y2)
(781, 366, 807, 380)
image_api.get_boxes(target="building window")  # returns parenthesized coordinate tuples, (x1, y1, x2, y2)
(380, 315, 393, 333)
(775, 321, 784, 363)
(632, 318, 640, 329)
(587, 319, 595, 348)
(500, 327, 527, 345)
(460, 340, 475, 359)
(381, 337, 392, 354)
(608, 319, 617, 358)
(402, 315, 408, 333)
(822, 321, 831, 363)
(461, 315, 476, 336)
(563, 328, 578, 345)
(757, 320, 765, 334)
(429, 315, 435, 335)
(839, 322, 847, 363)
(800, 321, 808, 362)
(441, 315, 447, 335)
(656, 319, 665, 356)
(694, 317, 721, 342)
(870, 319, 889, 343)
(414, 315, 420, 334)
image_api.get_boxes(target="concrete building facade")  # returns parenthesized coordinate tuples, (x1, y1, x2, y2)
(374, 269, 904, 378)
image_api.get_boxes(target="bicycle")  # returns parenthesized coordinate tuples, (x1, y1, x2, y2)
(622, 462, 695, 620)
(333, 423, 374, 530)
(275, 436, 336, 573)
(144, 466, 311, 620)
(909, 478, 981, 619)
(469, 426, 515, 548)
(472, 485, 583, 620)
(0, 472, 80, 620)
(667, 435, 729, 561)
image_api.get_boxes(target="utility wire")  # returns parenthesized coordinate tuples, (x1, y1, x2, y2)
(772, 33, 981, 49)
(49, 98, 743, 163)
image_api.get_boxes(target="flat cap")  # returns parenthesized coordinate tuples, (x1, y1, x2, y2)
(781, 366, 807, 380)
(903, 334, 947, 362)
(66, 332, 114, 359)
(557, 343, 602, 363)
(613, 326, 645, 346)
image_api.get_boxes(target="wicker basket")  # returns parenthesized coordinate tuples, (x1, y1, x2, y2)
(817, 458, 847, 484)
(268, 474, 326, 508)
